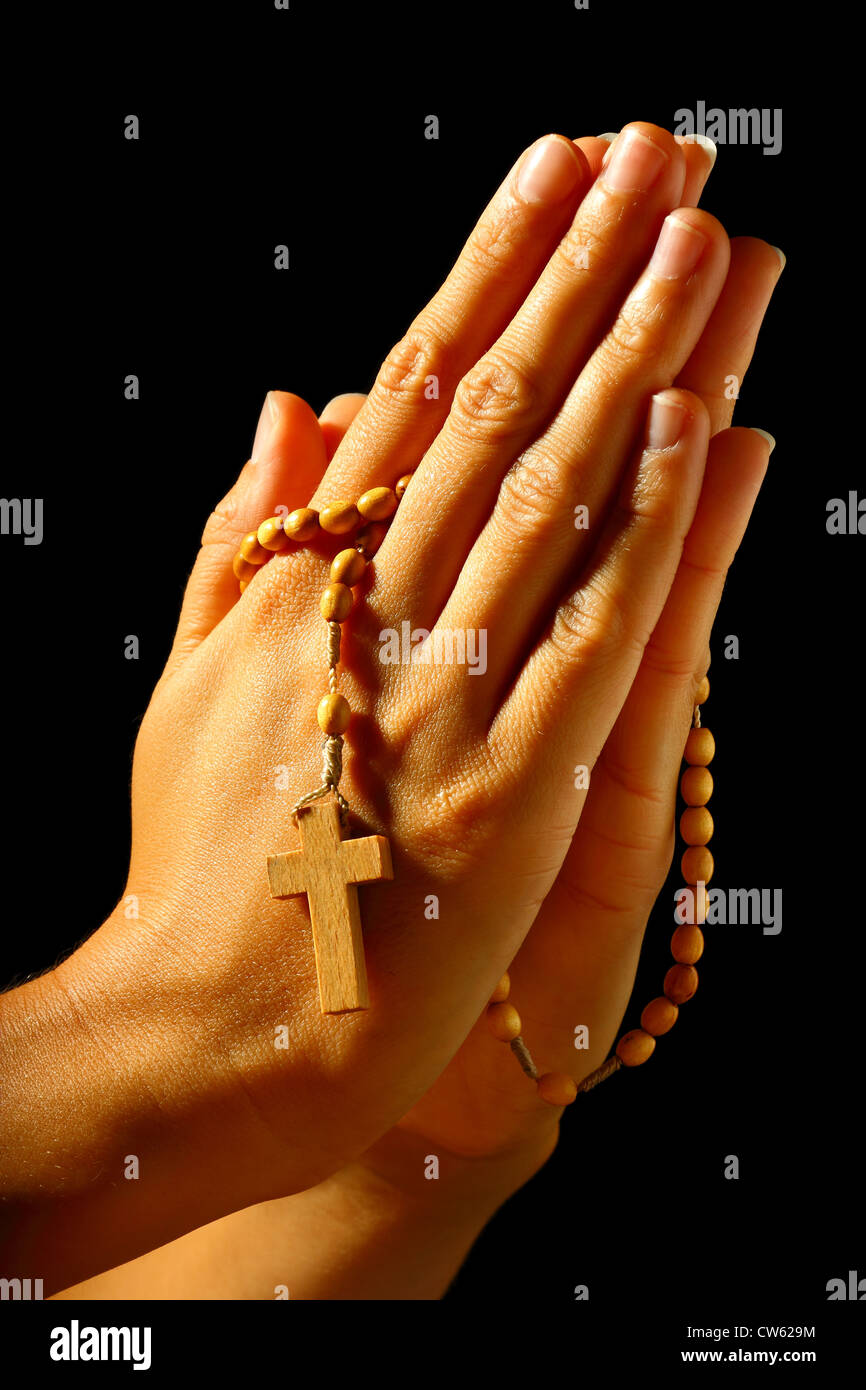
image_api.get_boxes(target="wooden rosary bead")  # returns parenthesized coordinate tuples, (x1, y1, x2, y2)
(671, 923, 704, 965)
(395, 473, 413, 499)
(695, 675, 710, 704)
(680, 806, 714, 846)
(681, 845, 714, 885)
(239, 530, 270, 565)
(681, 765, 713, 806)
(330, 548, 367, 586)
(664, 963, 698, 1004)
(641, 996, 679, 1036)
(356, 521, 388, 558)
(317, 693, 351, 735)
(537, 1072, 578, 1107)
(257, 516, 292, 552)
(357, 486, 397, 521)
(284, 507, 319, 542)
(486, 1001, 522, 1041)
(232, 552, 258, 582)
(319, 500, 359, 535)
(320, 584, 354, 623)
(616, 1029, 656, 1067)
(685, 727, 715, 766)
(489, 973, 511, 1003)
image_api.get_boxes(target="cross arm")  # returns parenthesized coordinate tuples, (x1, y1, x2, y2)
(339, 834, 393, 885)
(267, 848, 307, 898)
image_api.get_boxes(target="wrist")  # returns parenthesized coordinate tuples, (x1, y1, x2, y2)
(300, 1123, 559, 1299)
(0, 917, 281, 1293)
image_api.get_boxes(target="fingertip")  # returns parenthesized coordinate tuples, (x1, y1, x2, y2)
(728, 236, 786, 280)
(664, 205, 729, 249)
(649, 386, 711, 448)
(612, 120, 683, 169)
(705, 427, 773, 494)
(748, 427, 776, 454)
(269, 390, 323, 433)
(516, 133, 591, 206)
(318, 392, 368, 424)
(675, 133, 717, 169)
(572, 135, 614, 179)
(318, 392, 368, 461)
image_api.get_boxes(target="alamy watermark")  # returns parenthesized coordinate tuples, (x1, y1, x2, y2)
(49, 1321, 152, 1371)
(1, 1276, 43, 1299)
(0, 498, 43, 545)
(675, 883, 782, 935)
(674, 103, 782, 156)
(379, 621, 487, 675)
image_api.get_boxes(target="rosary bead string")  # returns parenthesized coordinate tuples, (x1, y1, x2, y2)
(483, 677, 713, 1105)
(233, 468, 715, 1109)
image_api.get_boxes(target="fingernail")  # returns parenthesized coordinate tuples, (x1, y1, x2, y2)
(596, 131, 619, 143)
(771, 245, 786, 270)
(602, 128, 668, 193)
(750, 428, 776, 454)
(517, 135, 583, 205)
(675, 133, 718, 168)
(649, 213, 707, 279)
(648, 392, 687, 450)
(252, 391, 280, 463)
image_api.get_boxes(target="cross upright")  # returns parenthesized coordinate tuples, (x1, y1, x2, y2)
(267, 795, 393, 1013)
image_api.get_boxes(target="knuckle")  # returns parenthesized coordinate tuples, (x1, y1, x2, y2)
(463, 204, 525, 278)
(496, 449, 568, 539)
(551, 576, 644, 668)
(376, 324, 449, 403)
(612, 473, 676, 531)
(412, 758, 508, 873)
(604, 299, 663, 365)
(451, 349, 538, 443)
(553, 218, 607, 276)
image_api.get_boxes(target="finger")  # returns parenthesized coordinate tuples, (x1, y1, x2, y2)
(438, 208, 729, 706)
(375, 122, 688, 620)
(675, 236, 785, 434)
(164, 392, 328, 679)
(586, 132, 716, 204)
(501, 425, 773, 1088)
(674, 134, 717, 205)
(571, 425, 772, 883)
(489, 388, 711, 786)
(572, 135, 615, 177)
(627, 424, 772, 735)
(318, 393, 367, 462)
(315, 134, 592, 498)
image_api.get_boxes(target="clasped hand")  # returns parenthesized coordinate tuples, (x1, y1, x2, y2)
(0, 124, 782, 1295)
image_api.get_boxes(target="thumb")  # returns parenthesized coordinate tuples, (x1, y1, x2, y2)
(164, 391, 329, 679)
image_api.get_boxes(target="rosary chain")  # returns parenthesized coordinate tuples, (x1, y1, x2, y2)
(234, 471, 714, 1110)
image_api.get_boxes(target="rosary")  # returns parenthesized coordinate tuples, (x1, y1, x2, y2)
(231, 471, 714, 1108)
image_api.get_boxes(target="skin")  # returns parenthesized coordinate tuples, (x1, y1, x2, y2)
(0, 125, 783, 1297)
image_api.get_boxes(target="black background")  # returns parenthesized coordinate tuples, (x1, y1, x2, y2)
(2, 0, 862, 1356)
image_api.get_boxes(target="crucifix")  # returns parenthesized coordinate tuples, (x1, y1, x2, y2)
(267, 795, 393, 1013)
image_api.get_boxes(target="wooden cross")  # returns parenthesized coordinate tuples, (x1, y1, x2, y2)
(267, 796, 393, 1014)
